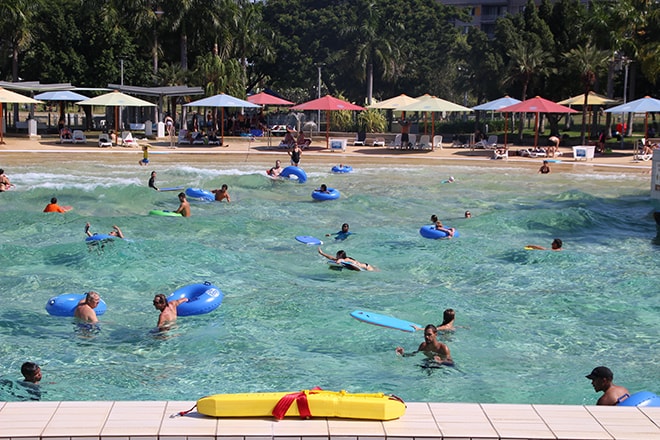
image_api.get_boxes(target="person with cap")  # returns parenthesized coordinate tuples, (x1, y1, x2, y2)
(586, 366, 630, 405)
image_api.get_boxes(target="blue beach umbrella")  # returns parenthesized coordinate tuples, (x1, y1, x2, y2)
(472, 96, 521, 111)
(604, 96, 660, 138)
(35, 91, 89, 102)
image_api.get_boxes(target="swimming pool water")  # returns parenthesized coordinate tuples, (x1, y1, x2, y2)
(0, 158, 658, 404)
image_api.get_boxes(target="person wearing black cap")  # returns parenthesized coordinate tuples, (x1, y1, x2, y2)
(586, 366, 630, 405)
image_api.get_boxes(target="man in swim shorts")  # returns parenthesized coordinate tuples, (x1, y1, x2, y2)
(586, 366, 630, 405)
(153, 293, 188, 331)
(174, 192, 191, 217)
(396, 324, 453, 366)
(268, 160, 282, 177)
(74, 291, 101, 323)
(211, 184, 231, 202)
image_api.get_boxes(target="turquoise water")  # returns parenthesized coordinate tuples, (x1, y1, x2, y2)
(0, 157, 658, 404)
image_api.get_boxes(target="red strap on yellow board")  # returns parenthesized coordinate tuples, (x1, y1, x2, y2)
(272, 387, 322, 419)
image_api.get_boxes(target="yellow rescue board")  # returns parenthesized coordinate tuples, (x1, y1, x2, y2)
(197, 389, 406, 420)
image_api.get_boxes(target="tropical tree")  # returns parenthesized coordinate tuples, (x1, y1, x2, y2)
(0, 0, 41, 81)
(563, 42, 610, 144)
(340, 0, 401, 105)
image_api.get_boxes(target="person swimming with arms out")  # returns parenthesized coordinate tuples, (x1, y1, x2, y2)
(317, 247, 375, 271)
(326, 223, 352, 241)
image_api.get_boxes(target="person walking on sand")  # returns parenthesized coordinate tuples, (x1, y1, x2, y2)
(585, 366, 630, 405)
(400, 118, 411, 149)
(174, 192, 191, 217)
(152, 293, 188, 331)
(211, 184, 231, 202)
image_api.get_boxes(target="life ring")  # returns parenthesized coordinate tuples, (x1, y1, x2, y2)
(149, 209, 181, 217)
(185, 188, 214, 201)
(617, 391, 660, 407)
(332, 165, 353, 173)
(419, 224, 460, 239)
(168, 281, 224, 316)
(312, 188, 340, 201)
(85, 234, 116, 242)
(279, 166, 307, 183)
(46, 293, 107, 317)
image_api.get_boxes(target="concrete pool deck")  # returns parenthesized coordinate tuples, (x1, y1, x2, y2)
(2, 400, 660, 440)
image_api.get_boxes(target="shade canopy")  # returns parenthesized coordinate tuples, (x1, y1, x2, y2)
(77, 90, 155, 107)
(498, 96, 578, 114)
(0, 87, 42, 104)
(367, 94, 417, 110)
(398, 95, 472, 113)
(184, 93, 260, 109)
(291, 95, 365, 111)
(0, 87, 43, 144)
(498, 96, 577, 148)
(558, 91, 618, 106)
(35, 91, 89, 102)
(291, 96, 365, 148)
(472, 96, 521, 111)
(247, 91, 294, 106)
(604, 96, 660, 113)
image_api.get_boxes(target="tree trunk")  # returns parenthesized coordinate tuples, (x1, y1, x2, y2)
(180, 33, 188, 71)
(367, 63, 373, 105)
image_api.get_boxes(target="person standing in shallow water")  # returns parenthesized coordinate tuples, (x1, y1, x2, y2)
(148, 171, 158, 190)
(538, 160, 551, 174)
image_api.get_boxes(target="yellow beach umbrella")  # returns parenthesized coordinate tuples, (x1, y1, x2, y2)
(558, 91, 618, 106)
(367, 94, 418, 110)
(0, 87, 43, 144)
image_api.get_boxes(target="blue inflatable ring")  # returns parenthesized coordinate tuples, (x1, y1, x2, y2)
(312, 188, 340, 201)
(419, 224, 460, 239)
(185, 188, 214, 201)
(617, 391, 660, 407)
(332, 165, 353, 173)
(279, 166, 307, 183)
(85, 234, 115, 242)
(167, 281, 224, 316)
(46, 293, 107, 317)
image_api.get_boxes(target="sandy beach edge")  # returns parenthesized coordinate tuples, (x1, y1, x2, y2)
(0, 135, 653, 174)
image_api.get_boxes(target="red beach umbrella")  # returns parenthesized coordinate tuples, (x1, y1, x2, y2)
(291, 95, 365, 148)
(498, 96, 578, 148)
(247, 92, 294, 106)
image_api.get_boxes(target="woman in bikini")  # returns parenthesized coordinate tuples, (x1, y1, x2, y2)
(317, 247, 375, 271)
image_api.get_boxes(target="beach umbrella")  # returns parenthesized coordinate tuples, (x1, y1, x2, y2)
(35, 90, 89, 121)
(77, 90, 155, 145)
(291, 95, 365, 148)
(498, 96, 578, 148)
(184, 93, 260, 146)
(397, 96, 472, 145)
(247, 92, 294, 106)
(471, 96, 521, 111)
(557, 91, 617, 106)
(0, 87, 43, 144)
(367, 94, 418, 110)
(604, 96, 660, 139)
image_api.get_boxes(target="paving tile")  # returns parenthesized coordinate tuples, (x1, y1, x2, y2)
(159, 402, 217, 436)
(429, 403, 497, 438)
(481, 404, 555, 439)
(534, 404, 612, 440)
(0, 402, 60, 437)
(101, 401, 167, 436)
(217, 418, 274, 436)
(271, 418, 329, 436)
(587, 407, 660, 440)
(42, 401, 113, 437)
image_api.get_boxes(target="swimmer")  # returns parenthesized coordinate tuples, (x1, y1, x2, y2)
(430, 215, 455, 237)
(314, 184, 330, 194)
(538, 160, 551, 174)
(396, 324, 453, 366)
(414, 308, 456, 332)
(318, 247, 375, 271)
(174, 192, 191, 217)
(585, 366, 630, 405)
(153, 293, 188, 331)
(268, 160, 282, 177)
(464, 211, 472, 218)
(21, 362, 42, 384)
(0, 168, 13, 191)
(148, 171, 159, 191)
(43, 197, 72, 213)
(85, 222, 124, 239)
(211, 184, 231, 202)
(74, 291, 101, 323)
(326, 223, 352, 240)
(526, 238, 562, 251)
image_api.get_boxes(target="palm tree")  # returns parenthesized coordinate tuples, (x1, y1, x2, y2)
(563, 42, 610, 144)
(503, 40, 555, 141)
(341, 0, 401, 105)
(0, 0, 39, 81)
